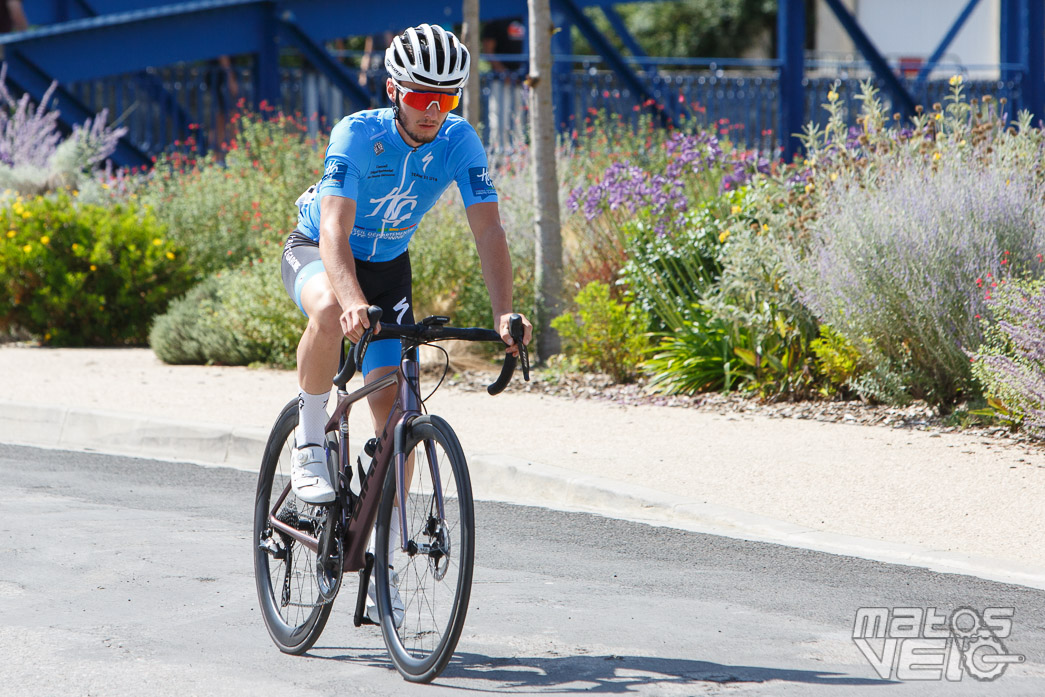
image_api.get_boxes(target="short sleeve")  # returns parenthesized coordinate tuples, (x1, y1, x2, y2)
(452, 125, 498, 208)
(317, 117, 370, 202)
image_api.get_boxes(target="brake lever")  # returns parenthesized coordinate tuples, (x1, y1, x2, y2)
(352, 305, 384, 371)
(508, 314, 529, 382)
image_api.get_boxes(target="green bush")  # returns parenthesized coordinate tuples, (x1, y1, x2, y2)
(0, 191, 192, 345)
(550, 280, 648, 382)
(141, 110, 321, 276)
(411, 186, 536, 339)
(643, 304, 754, 394)
(150, 247, 305, 367)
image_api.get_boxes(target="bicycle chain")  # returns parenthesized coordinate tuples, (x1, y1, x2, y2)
(274, 503, 342, 609)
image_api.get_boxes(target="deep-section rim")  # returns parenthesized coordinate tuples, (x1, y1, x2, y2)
(253, 400, 334, 655)
(375, 415, 474, 682)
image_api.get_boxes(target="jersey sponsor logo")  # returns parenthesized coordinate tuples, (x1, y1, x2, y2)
(469, 167, 496, 199)
(421, 152, 434, 173)
(367, 180, 419, 227)
(321, 159, 348, 188)
(374, 142, 385, 156)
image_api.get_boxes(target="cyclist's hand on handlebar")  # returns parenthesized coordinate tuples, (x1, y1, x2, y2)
(496, 312, 532, 357)
(340, 303, 381, 343)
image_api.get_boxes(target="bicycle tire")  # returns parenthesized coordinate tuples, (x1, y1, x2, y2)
(253, 400, 335, 655)
(374, 414, 475, 682)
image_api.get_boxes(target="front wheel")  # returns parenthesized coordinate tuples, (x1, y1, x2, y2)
(374, 415, 475, 682)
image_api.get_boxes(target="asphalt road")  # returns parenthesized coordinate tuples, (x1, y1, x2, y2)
(1, 444, 1044, 696)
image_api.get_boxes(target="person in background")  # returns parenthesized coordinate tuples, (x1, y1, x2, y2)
(207, 56, 239, 163)
(0, 0, 29, 33)
(480, 16, 526, 154)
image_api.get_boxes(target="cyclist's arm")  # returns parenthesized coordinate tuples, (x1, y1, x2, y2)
(465, 201, 533, 349)
(318, 195, 373, 342)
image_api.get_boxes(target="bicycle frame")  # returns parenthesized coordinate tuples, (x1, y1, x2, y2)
(265, 344, 446, 573)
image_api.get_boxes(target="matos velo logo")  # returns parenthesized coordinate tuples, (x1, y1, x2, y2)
(852, 606, 1025, 681)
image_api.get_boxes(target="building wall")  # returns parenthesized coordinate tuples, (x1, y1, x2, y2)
(815, 0, 1000, 76)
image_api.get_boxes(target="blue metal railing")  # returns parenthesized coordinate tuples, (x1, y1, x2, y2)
(65, 59, 1025, 161)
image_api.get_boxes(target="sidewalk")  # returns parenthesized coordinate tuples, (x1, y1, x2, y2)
(2, 345, 1044, 591)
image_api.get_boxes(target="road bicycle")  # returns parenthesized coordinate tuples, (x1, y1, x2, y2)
(253, 307, 528, 682)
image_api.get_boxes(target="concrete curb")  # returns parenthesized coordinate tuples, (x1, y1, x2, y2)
(3, 400, 1044, 591)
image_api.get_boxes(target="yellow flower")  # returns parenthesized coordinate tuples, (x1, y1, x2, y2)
(21, 211, 30, 219)
(933, 152, 942, 161)
(165, 251, 176, 260)
(730, 205, 742, 215)
(44, 333, 51, 341)
(5, 230, 14, 238)
(949, 74, 963, 86)
(718, 230, 730, 243)
(71, 243, 81, 252)
(101, 183, 110, 190)
(12, 202, 23, 215)
(90, 264, 97, 271)
(22, 244, 31, 252)
(935, 112, 943, 121)
(40, 236, 49, 245)
(805, 182, 815, 194)
(761, 224, 769, 233)
(828, 90, 838, 103)
(830, 172, 838, 181)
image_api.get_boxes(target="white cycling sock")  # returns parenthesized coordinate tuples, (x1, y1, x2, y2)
(295, 387, 329, 447)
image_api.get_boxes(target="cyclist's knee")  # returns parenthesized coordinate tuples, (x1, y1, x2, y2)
(304, 289, 342, 333)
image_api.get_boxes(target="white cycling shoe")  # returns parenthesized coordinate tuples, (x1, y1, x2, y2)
(366, 567, 405, 628)
(290, 444, 335, 504)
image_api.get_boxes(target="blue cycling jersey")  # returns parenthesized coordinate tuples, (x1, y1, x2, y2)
(295, 108, 497, 262)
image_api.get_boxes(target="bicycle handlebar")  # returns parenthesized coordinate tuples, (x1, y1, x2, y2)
(331, 306, 528, 395)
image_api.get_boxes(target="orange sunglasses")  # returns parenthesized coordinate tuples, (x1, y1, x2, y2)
(392, 80, 461, 113)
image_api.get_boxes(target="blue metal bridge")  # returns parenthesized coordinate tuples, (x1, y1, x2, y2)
(0, 0, 1041, 166)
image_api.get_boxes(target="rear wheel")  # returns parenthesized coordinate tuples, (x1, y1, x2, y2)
(253, 401, 335, 654)
(374, 415, 475, 682)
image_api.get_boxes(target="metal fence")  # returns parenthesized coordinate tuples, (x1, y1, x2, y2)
(67, 60, 1025, 160)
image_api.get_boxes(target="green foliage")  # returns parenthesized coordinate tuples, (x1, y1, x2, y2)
(550, 280, 648, 382)
(643, 304, 754, 394)
(410, 183, 536, 342)
(141, 110, 321, 276)
(577, 0, 779, 59)
(0, 191, 192, 345)
(150, 247, 305, 367)
(620, 207, 724, 332)
(810, 325, 864, 397)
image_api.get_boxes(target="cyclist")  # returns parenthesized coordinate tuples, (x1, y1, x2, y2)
(280, 23, 533, 621)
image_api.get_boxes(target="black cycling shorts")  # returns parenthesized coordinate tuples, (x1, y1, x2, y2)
(281, 230, 414, 372)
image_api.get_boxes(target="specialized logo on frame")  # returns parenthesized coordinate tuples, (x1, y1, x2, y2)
(852, 607, 1025, 682)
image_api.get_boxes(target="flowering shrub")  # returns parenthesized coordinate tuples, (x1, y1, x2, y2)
(564, 124, 766, 291)
(971, 280, 1045, 434)
(141, 108, 321, 276)
(786, 80, 1045, 406)
(0, 191, 192, 345)
(0, 66, 127, 195)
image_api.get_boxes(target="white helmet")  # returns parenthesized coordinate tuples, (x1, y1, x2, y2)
(385, 24, 471, 89)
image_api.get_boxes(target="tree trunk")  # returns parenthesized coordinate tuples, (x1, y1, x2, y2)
(527, 0, 563, 359)
(462, 0, 481, 128)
